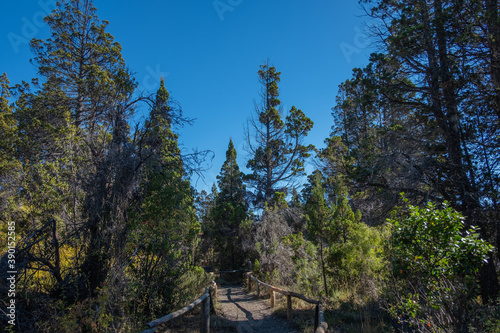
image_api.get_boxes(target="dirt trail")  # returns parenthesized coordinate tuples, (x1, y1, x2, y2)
(212, 285, 301, 333)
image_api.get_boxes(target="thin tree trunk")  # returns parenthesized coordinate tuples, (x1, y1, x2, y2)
(320, 241, 328, 296)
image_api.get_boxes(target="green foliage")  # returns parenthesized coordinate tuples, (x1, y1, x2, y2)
(329, 221, 386, 296)
(253, 259, 260, 274)
(126, 81, 201, 321)
(387, 198, 492, 331)
(303, 171, 385, 300)
(283, 232, 323, 297)
(246, 61, 314, 206)
(0, 73, 19, 177)
(269, 191, 288, 210)
(324, 54, 431, 225)
(204, 139, 249, 270)
(470, 302, 500, 333)
(0, 2, 212, 330)
(30, 0, 135, 125)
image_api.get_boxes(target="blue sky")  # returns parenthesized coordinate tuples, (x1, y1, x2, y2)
(1, 0, 374, 192)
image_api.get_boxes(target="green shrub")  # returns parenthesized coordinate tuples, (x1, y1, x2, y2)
(387, 199, 492, 332)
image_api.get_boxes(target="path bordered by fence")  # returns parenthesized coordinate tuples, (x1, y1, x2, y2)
(247, 272, 328, 333)
(140, 271, 328, 333)
(140, 281, 217, 333)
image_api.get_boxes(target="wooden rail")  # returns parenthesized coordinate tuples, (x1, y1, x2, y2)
(247, 273, 328, 333)
(140, 281, 217, 333)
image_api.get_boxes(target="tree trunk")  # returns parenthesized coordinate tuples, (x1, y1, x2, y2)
(320, 241, 328, 296)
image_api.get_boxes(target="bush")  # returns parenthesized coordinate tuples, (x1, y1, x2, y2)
(387, 199, 492, 332)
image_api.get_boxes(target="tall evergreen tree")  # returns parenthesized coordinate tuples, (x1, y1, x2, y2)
(128, 79, 201, 317)
(324, 55, 437, 224)
(0, 1, 209, 330)
(11, 0, 138, 299)
(210, 139, 248, 269)
(30, 0, 134, 128)
(246, 62, 314, 207)
(303, 171, 333, 295)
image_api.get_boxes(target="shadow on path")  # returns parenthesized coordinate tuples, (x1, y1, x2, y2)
(212, 285, 300, 333)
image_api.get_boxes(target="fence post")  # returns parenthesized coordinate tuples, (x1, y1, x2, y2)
(247, 274, 252, 292)
(211, 282, 218, 309)
(257, 282, 260, 298)
(209, 285, 216, 315)
(201, 289, 210, 333)
(270, 290, 275, 308)
(315, 303, 319, 331)
(287, 295, 292, 320)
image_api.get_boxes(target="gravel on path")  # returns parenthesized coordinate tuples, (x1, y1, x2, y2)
(212, 285, 301, 333)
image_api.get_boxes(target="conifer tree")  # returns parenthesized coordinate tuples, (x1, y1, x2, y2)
(361, 0, 500, 303)
(128, 79, 201, 316)
(246, 62, 314, 207)
(30, 0, 134, 128)
(197, 184, 218, 266)
(303, 171, 333, 295)
(13, 0, 137, 298)
(210, 139, 248, 269)
(143, 78, 182, 170)
(304, 170, 380, 297)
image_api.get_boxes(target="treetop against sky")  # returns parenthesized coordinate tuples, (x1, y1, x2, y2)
(1, 0, 374, 191)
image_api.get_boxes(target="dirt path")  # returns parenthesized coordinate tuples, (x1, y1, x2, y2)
(212, 285, 301, 333)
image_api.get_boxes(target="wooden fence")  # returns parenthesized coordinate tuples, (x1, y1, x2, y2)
(139, 272, 328, 333)
(140, 281, 217, 333)
(247, 272, 328, 333)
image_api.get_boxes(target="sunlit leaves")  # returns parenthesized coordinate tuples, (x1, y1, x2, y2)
(246, 62, 314, 205)
(387, 198, 492, 329)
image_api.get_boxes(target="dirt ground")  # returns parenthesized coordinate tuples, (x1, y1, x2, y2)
(212, 285, 301, 333)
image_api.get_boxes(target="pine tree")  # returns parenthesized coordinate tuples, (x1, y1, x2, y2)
(210, 139, 248, 269)
(30, 0, 134, 128)
(324, 56, 435, 224)
(128, 80, 201, 316)
(197, 184, 218, 267)
(143, 78, 182, 170)
(304, 170, 380, 297)
(14, 0, 138, 298)
(303, 171, 334, 296)
(246, 61, 314, 207)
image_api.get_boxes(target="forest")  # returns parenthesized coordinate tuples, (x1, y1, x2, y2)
(0, 0, 499, 332)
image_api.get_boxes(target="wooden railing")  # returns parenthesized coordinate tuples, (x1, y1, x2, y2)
(209, 269, 246, 281)
(247, 272, 328, 333)
(140, 281, 217, 333)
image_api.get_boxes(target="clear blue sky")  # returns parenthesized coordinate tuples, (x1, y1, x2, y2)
(1, 0, 374, 192)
